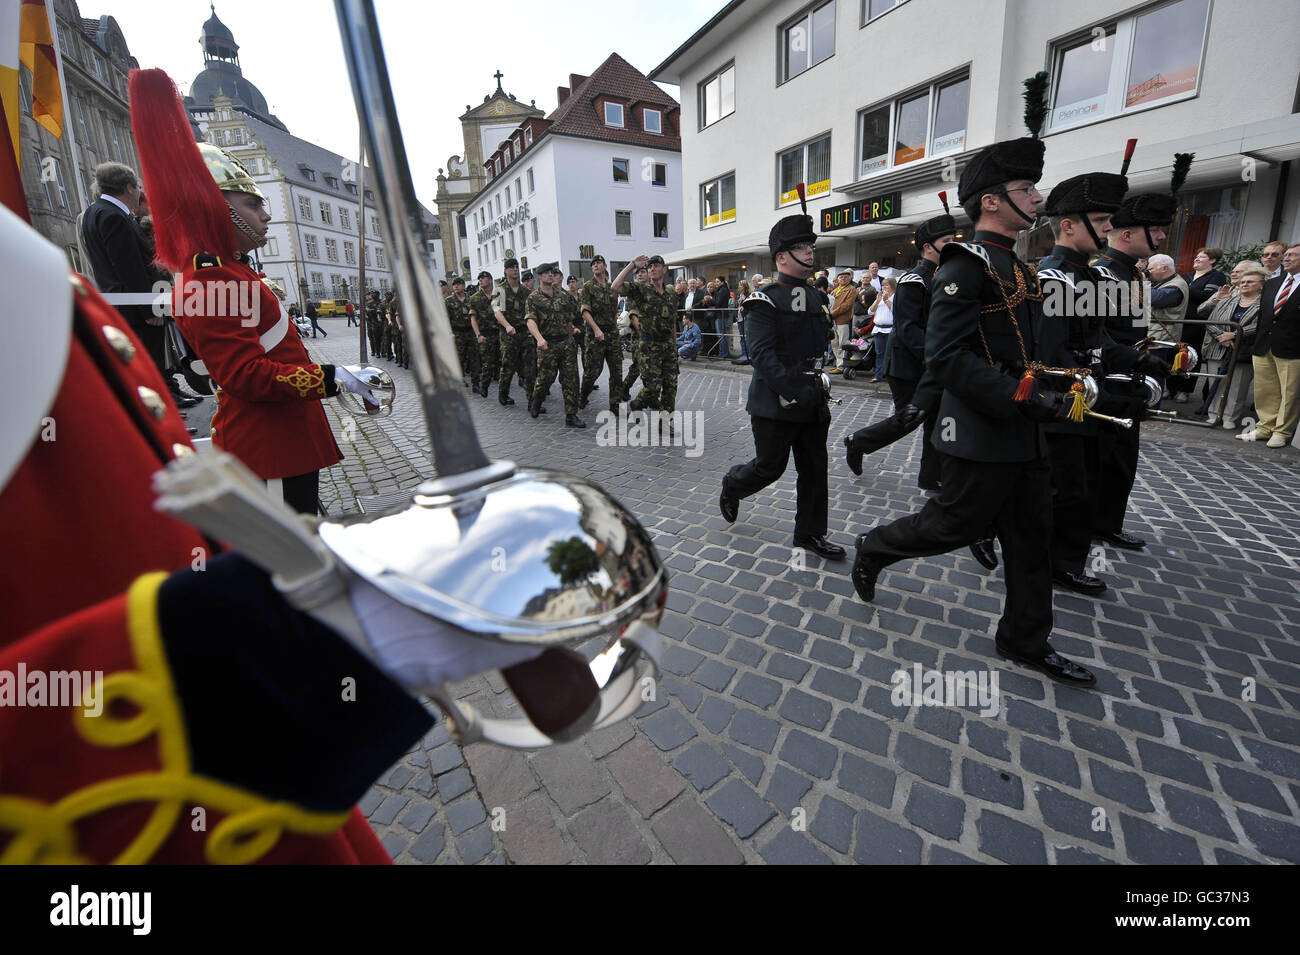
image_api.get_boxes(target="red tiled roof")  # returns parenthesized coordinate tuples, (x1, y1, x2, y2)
(545, 53, 680, 150)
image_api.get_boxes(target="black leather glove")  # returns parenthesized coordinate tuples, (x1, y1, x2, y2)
(1134, 352, 1172, 377)
(898, 404, 926, 429)
(1019, 390, 1068, 423)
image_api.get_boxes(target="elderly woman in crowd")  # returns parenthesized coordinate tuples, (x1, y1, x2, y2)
(1201, 261, 1265, 427)
(732, 280, 753, 365)
(1176, 247, 1228, 404)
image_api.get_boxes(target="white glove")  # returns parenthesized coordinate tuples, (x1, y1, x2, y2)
(334, 364, 379, 407)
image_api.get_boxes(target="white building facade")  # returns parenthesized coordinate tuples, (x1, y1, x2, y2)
(653, 0, 1300, 279)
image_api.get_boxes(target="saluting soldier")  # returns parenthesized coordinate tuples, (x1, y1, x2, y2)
(579, 254, 622, 409)
(612, 254, 679, 428)
(526, 262, 586, 428)
(621, 263, 649, 398)
(493, 257, 534, 406)
(850, 80, 1097, 688)
(719, 207, 845, 561)
(468, 270, 498, 397)
(1035, 167, 1144, 595)
(445, 275, 479, 388)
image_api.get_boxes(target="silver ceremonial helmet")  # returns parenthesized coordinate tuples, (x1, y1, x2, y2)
(321, 0, 666, 747)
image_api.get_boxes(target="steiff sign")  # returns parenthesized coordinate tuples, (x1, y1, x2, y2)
(820, 192, 901, 232)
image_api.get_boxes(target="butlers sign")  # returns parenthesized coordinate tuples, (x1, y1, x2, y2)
(819, 192, 900, 232)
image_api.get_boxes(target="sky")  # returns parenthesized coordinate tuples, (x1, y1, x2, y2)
(98, 0, 721, 215)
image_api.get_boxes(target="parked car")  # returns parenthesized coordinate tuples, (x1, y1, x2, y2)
(316, 299, 350, 316)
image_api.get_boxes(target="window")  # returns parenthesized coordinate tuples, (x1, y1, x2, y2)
(56, 24, 68, 55)
(371, 215, 380, 235)
(651, 163, 667, 187)
(319, 201, 333, 225)
(344, 240, 356, 264)
(491, 238, 497, 258)
(18, 69, 32, 115)
(531, 219, 539, 244)
(699, 64, 735, 129)
(612, 158, 630, 183)
(700, 173, 736, 228)
(781, 1, 836, 83)
(305, 234, 319, 258)
(364, 189, 375, 202)
(525, 128, 533, 146)
(527, 168, 534, 193)
(311, 272, 325, 298)
(50, 157, 70, 212)
(67, 246, 83, 272)
(345, 182, 357, 195)
(267, 238, 280, 256)
(514, 177, 522, 202)
(364, 246, 372, 266)
(644, 109, 662, 134)
(863, 0, 908, 22)
(653, 213, 669, 238)
(324, 174, 338, 188)
(230, 128, 244, 145)
(31, 149, 53, 209)
(778, 134, 831, 206)
(376, 247, 386, 269)
(604, 102, 624, 127)
(340, 208, 350, 230)
(74, 97, 90, 147)
(302, 168, 317, 182)
(505, 186, 511, 208)
(856, 72, 969, 178)
(615, 210, 632, 236)
(331, 274, 344, 297)
(1047, 0, 1210, 131)
(494, 196, 501, 216)
(514, 137, 522, 155)
(298, 195, 314, 219)
(325, 238, 338, 262)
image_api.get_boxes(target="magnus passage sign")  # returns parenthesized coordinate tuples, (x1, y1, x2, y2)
(820, 192, 901, 232)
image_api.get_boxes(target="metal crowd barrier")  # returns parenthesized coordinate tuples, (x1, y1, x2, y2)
(1144, 315, 1249, 428)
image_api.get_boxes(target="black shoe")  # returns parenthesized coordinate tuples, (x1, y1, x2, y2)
(969, 537, 998, 570)
(794, 535, 846, 561)
(719, 478, 738, 523)
(529, 400, 541, 419)
(499, 394, 515, 406)
(565, 414, 586, 428)
(918, 480, 941, 491)
(844, 434, 865, 476)
(1052, 570, 1108, 596)
(170, 392, 200, 409)
(995, 643, 1097, 687)
(178, 365, 214, 396)
(579, 395, 589, 409)
(1099, 531, 1146, 551)
(731, 358, 751, 365)
(851, 534, 885, 602)
(592, 383, 599, 390)
(479, 382, 489, 398)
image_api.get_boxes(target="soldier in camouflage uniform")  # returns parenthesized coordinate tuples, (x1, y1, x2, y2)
(526, 262, 586, 428)
(365, 290, 383, 357)
(621, 263, 649, 399)
(445, 275, 479, 388)
(613, 255, 679, 420)
(377, 292, 394, 360)
(493, 257, 534, 407)
(468, 270, 498, 397)
(579, 254, 622, 409)
(387, 291, 408, 369)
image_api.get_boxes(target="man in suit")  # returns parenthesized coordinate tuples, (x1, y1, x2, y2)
(1243, 243, 1300, 447)
(80, 163, 168, 380)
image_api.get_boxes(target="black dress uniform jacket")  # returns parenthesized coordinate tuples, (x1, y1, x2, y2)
(889, 259, 936, 383)
(1093, 247, 1147, 347)
(744, 273, 832, 422)
(926, 232, 1046, 463)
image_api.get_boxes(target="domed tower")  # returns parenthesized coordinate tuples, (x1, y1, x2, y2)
(189, 3, 287, 131)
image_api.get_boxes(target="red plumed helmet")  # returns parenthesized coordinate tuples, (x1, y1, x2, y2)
(128, 68, 234, 272)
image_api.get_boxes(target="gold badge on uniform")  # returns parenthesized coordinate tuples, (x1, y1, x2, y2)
(944, 283, 958, 295)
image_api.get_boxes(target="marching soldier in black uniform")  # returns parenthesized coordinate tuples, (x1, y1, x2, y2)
(850, 85, 1096, 687)
(719, 204, 845, 561)
(1091, 160, 1180, 550)
(579, 254, 622, 410)
(468, 271, 498, 398)
(1035, 169, 1143, 595)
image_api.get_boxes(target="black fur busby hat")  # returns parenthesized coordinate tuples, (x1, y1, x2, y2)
(915, 191, 957, 248)
(1110, 153, 1192, 228)
(958, 73, 1049, 204)
(768, 214, 818, 258)
(1044, 173, 1129, 215)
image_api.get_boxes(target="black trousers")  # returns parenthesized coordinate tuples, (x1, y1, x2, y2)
(727, 414, 830, 539)
(269, 471, 320, 516)
(886, 375, 942, 488)
(859, 453, 1054, 659)
(1090, 395, 1142, 537)
(1046, 431, 1093, 575)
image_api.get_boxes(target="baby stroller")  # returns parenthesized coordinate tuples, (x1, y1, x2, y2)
(839, 334, 874, 380)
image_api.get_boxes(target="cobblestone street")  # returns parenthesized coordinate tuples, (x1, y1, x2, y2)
(304, 318, 1300, 865)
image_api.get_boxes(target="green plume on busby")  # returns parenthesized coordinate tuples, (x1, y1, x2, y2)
(1022, 71, 1049, 138)
(1170, 152, 1194, 195)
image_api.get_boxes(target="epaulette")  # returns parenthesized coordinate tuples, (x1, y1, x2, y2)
(942, 241, 991, 267)
(897, 271, 925, 286)
(1037, 268, 1075, 289)
(1095, 266, 1120, 282)
(192, 253, 223, 270)
(744, 290, 774, 308)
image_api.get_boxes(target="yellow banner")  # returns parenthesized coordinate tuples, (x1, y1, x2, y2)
(780, 179, 830, 206)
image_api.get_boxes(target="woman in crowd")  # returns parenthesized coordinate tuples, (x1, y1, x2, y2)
(867, 276, 896, 382)
(1200, 261, 1264, 428)
(1175, 247, 1228, 404)
(732, 280, 752, 365)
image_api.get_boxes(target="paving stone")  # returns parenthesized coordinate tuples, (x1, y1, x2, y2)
(960, 758, 1024, 810)
(1066, 719, 1133, 765)
(641, 707, 698, 752)
(929, 845, 984, 865)
(765, 765, 814, 816)
(904, 783, 965, 840)
(837, 752, 897, 808)
(721, 743, 767, 784)
(1214, 848, 1262, 865)
(1214, 764, 1289, 814)
(809, 638, 855, 669)
(779, 728, 840, 780)
(913, 705, 963, 744)
(1035, 784, 1112, 847)
(399, 801, 437, 834)
(1131, 677, 1192, 714)
(966, 722, 1012, 761)
(697, 695, 737, 733)
(1088, 759, 1154, 813)
(726, 637, 766, 667)
(571, 798, 651, 865)
(1237, 809, 1300, 864)
(809, 666, 862, 704)
(369, 793, 409, 826)
(358, 788, 384, 817)
(1173, 718, 1243, 761)
(1004, 698, 1061, 741)
(778, 687, 834, 731)
(528, 744, 612, 817)
(663, 677, 704, 712)
(445, 797, 487, 836)
(650, 796, 744, 864)
(497, 796, 572, 864)
(1054, 846, 1115, 865)
(1020, 738, 1081, 788)
(1119, 813, 1203, 865)
(1159, 785, 1236, 842)
(731, 671, 782, 709)
(729, 708, 780, 753)
(584, 719, 635, 759)
(706, 777, 776, 838)
(759, 829, 833, 865)
(604, 735, 687, 818)
(830, 709, 891, 756)
(1240, 737, 1300, 781)
(767, 652, 812, 681)
(671, 742, 731, 792)
(894, 732, 952, 786)
(1112, 701, 1165, 738)
(976, 810, 1047, 865)
(810, 795, 856, 854)
(662, 645, 706, 677)
(765, 624, 807, 654)
(408, 824, 447, 864)
(1136, 738, 1212, 790)
(852, 809, 924, 864)
(384, 764, 415, 790)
